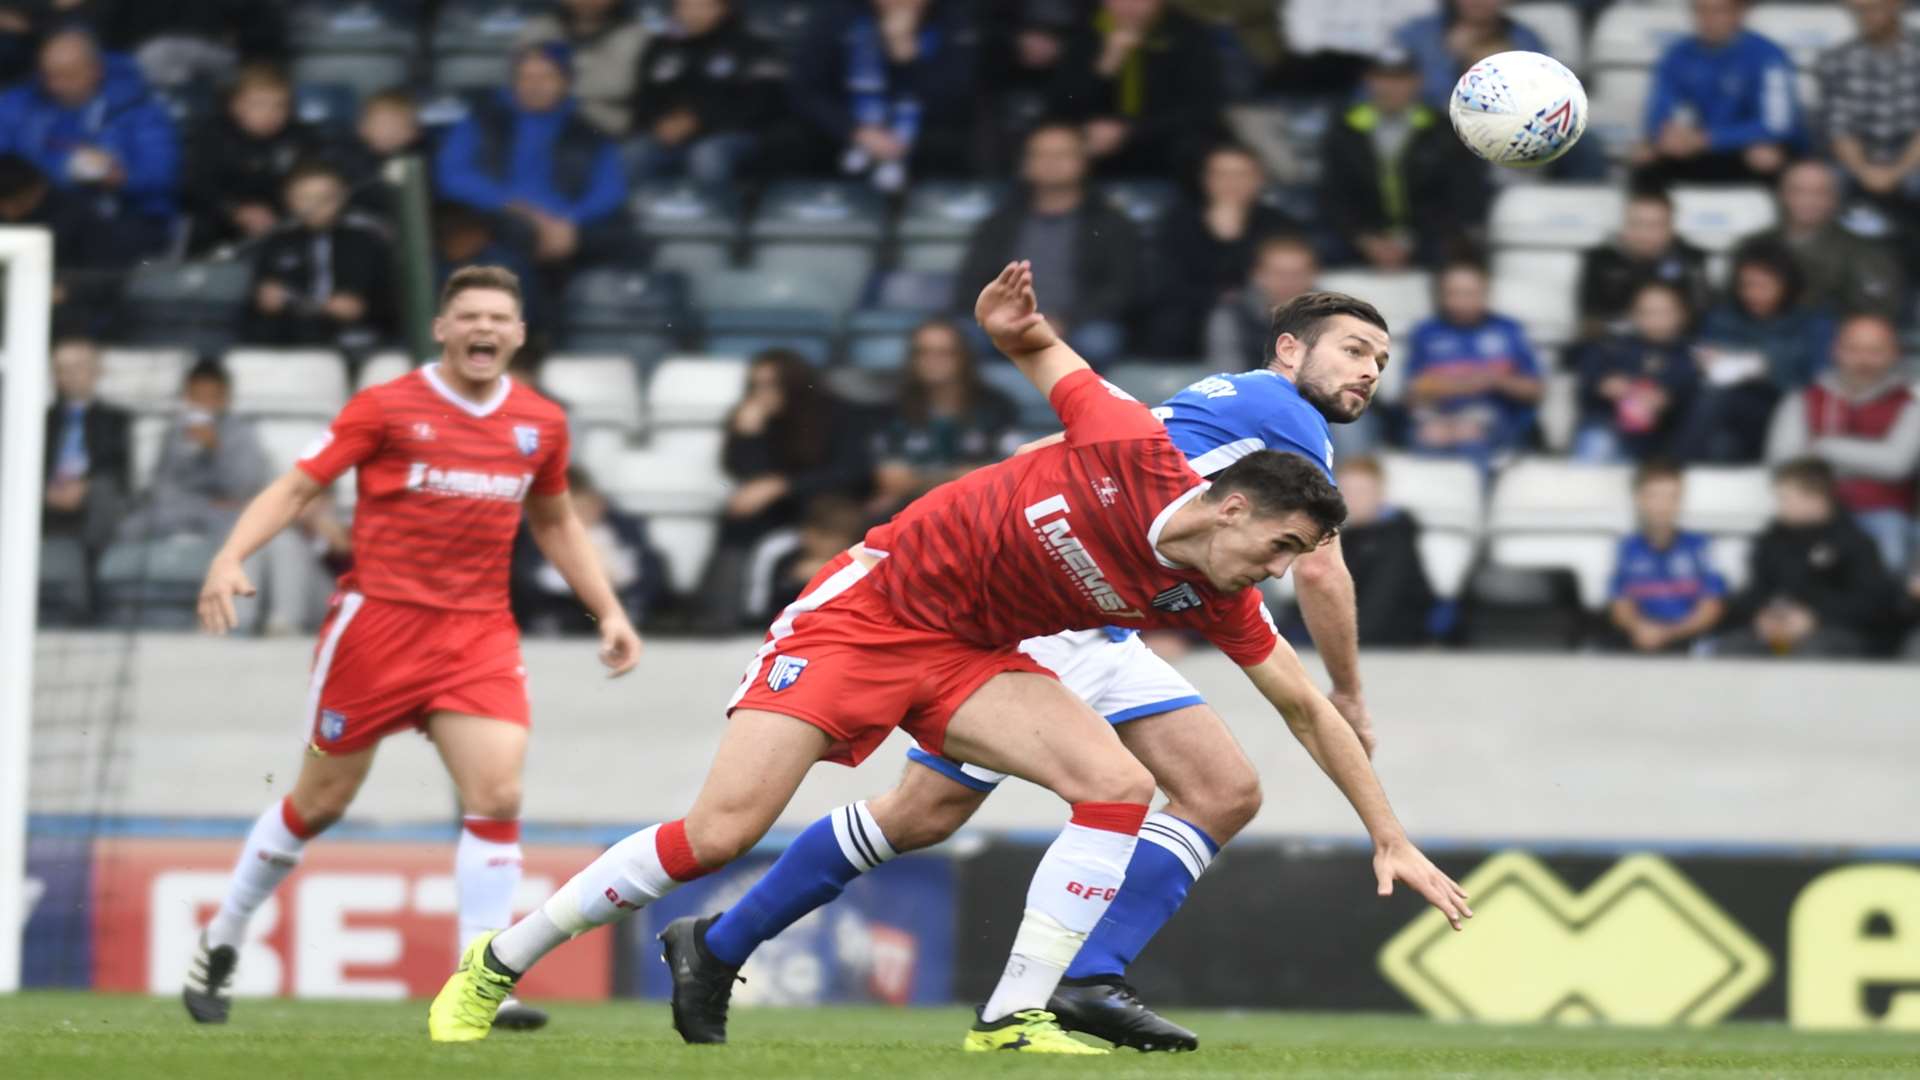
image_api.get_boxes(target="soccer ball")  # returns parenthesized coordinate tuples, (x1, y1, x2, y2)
(1448, 51, 1588, 167)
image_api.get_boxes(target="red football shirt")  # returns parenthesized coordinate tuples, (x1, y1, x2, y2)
(861, 368, 1279, 666)
(297, 366, 571, 611)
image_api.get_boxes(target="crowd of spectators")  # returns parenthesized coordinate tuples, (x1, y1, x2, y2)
(16, 0, 1920, 657)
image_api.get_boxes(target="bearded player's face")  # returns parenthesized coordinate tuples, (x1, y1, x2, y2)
(435, 288, 525, 382)
(1291, 315, 1388, 424)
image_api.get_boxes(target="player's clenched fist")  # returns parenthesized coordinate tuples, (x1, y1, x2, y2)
(197, 556, 257, 636)
(598, 615, 643, 677)
(974, 261, 1059, 356)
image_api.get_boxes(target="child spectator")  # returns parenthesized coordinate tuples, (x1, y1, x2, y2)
(1335, 455, 1436, 645)
(1765, 314, 1920, 574)
(334, 88, 423, 221)
(1633, 0, 1803, 185)
(243, 162, 393, 350)
(1573, 281, 1701, 464)
(1403, 259, 1543, 467)
(1577, 187, 1712, 338)
(1603, 460, 1726, 653)
(749, 494, 870, 625)
(1205, 235, 1320, 369)
(1680, 244, 1835, 463)
(184, 62, 317, 252)
(868, 319, 1018, 516)
(1720, 458, 1895, 658)
(514, 466, 666, 634)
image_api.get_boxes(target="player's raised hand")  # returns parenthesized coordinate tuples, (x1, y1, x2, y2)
(1374, 838, 1472, 931)
(197, 557, 256, 636)
(598, 614, 644, 678)
(974, 261, 1059, 355)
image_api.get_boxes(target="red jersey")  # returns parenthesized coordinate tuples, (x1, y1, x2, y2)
(297, 366, 570, 611)
(861, 368, 1278, 666)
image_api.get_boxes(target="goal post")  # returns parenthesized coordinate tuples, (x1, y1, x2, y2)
(0, 225, 53, 993)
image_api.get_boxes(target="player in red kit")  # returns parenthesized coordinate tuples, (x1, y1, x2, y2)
(181, 267, 642, 1030)
(429, 263, 1467, 1051)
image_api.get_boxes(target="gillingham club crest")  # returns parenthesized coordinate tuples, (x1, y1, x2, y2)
(319, 709, 347, 742)
(513, 425, 540, 456)
(766, 654, 808, 692)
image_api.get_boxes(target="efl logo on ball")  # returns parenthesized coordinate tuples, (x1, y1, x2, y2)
(1449, 50, 1588, 168)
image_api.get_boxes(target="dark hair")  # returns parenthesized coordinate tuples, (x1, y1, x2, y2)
(565, 465, 599, 496)
(1629, 278, 1695, 330)
(439, 264, 523, 312)
(1632, 458, 1683, 489)
(363, 87, 417, 114)
(184, 359, 231, 389)
(897, 318, 982, 427)
(801, 494, 866, 539)
(229, 62, 292, 100)
(747, 348, 831, 470)
(1253, 233, 1316, 266)
(1264, 291, 1389, 371)
(1206, 450, 1347, 539)
(1772, 456, 1835, 497)
(284, 158, 345, 190)
(1731, 241, 1803, 314)
(0, 153, 46, 200)
(1626, 186, 1674, 212)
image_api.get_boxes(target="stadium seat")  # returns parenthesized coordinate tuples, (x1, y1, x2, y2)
(1709, 535, 1752, 594)
(574, 424, 629, 485)
(648, 355, 748, 426)
(96, 534, 224, 629)
(1489, 457, 1633, 533)
(1747, 5, 1854, 67)
(120, 261, 252, 354)
(290, 1, 421, 52)
(97, 349, 193, 413)
(1487, 532, 1620, 609)
(1313, 270, 1433, 344)
(1104, 362, 1210, 409)
(646, 515, 719, 594)
(130, 415, 168, 492)
(598, 428, 728, 515)
(703, 310, 837, 366)
(253, 417, 328, 475)
(431, 2, 536, 55)
(745, 243, 875, 315)
(1417, 530, 1478, 601)
(1590, 4, 1691, 68)
(291, 53, 413, 101)
(688, 267, 851, 314)
(1490, 250, 1581, 347)
(844, 308, 927, 371)
(747, 182, 887, 312)
(1587, 68, 1652, 160)
(223, 349, 351, 417)
(870, 269, 956, 312)
(631, 181, 741, 276)
(1378, 454, 1483, 535)
(1508, 2, 1584, 72)
(1671, 185, 1777, 254)
(1458, 562, 1587, 648)
(559, 267, 685, 361)
(1098, 179, 1183, 236)
(1678, 466, 1772, 535)
(293, 83, 359, 132)
(977, 361, 1056, 432)
(898, 181, 1007, 272)
(431, 52, 511, 94)
(1538, 369, 1578, 453)
(1489, 184, 1625, 251)
(540, 354, 645, 433)
(355, 351, 415, 390)
(38, 537, 91, 627)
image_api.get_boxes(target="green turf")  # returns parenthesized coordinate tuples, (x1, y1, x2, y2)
(5, 993, 1919, 1079)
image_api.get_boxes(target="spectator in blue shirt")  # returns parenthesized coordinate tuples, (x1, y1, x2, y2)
(1394, 0, 1546, 110)
(1403, 259, 1544, 467)
(1604, 459, 1727, 653)
(1633, 0, 1804, 186)
(1573, 281, 1702, 464)
(0, 28, 178, 254)
(436, 41, 630, 269)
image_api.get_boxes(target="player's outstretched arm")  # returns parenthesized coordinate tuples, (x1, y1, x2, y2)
(1241, 637, 1472, 930)
(524, 491, 643, 677)
(198, 467, 325, 634)
(974, 260, 1088, 400)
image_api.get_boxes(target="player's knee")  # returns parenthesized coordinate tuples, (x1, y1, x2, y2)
(683, 817, 757, 868)
(460, 776, 523, 821)
(875, 790, 973, 852)
(1061, 758, 1155, 808)
(291, 791, 350, 833)
(1207, 772, 1264, 839)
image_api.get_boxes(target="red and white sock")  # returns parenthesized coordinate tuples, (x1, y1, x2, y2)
(456, 816, 523, 953)
(206, 798, 320, 950)
(489, 820, 710, 974)
(980, 802, 1147, 1022)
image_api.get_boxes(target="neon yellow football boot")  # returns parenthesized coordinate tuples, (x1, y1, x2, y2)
(428, 931, 517, 1042)
(963, 1007, 1108, 1053)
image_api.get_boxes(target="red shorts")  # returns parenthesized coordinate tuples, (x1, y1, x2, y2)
(305, 591, 529, 755)
(727, 551, 1053, 766)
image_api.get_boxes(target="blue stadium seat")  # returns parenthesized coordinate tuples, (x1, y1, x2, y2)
(703, 308, 837, 366)
(898, 181, 1007, 272)
(844, 309, 930, 371)
(869, 269, 955, 312)
(747, 182, 886, 303)
(120, 261, 252, 354)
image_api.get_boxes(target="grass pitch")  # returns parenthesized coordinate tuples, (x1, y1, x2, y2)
(6, 992, 1919, 1079)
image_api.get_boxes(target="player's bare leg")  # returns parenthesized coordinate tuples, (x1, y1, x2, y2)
(865, 763, 991, 852)
(185, 744, 377, 1023)
(1047, 704, 1258, 1050)
(940, 672, 1154, 1053)
(427, 712, 547, 1031)
(430, 709, 830, 1042)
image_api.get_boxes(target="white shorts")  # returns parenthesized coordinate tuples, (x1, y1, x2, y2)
(904, 628, 1204, 792)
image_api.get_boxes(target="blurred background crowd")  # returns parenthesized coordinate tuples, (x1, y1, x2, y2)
(21, 0, 1920, 659)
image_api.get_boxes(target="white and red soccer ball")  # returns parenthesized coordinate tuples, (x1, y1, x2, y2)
(1449, 50, 1588, 167)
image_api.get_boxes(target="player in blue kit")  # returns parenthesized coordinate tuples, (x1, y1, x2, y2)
(658, 292, 1392, 1051)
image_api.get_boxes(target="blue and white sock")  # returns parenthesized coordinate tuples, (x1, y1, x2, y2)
(703, 801, 896, 968)
(1064, 812, 1219, 980)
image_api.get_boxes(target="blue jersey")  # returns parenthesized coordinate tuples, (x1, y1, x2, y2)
(1152, 369, 1335, 481)
(1608, 531, 1726, 624)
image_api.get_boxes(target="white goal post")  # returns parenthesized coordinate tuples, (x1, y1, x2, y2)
(0, 226, 53, 993)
